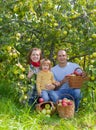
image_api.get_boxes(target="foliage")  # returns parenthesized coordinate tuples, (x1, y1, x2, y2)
(0, 0, 96, 110)
(0, 97, 96, 130)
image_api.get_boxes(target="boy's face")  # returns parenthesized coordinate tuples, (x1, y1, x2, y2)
(30, 50, 40, 62)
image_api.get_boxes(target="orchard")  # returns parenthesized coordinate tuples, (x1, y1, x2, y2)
(0, 0, 96, 111)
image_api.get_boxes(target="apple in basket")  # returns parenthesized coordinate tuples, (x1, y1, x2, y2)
(38, 98, 44, 103)
(45, 104, 51, 109)
(67, 101, 73, 105)
(74, 71, 82, 76)
(62, 98, 68, 106)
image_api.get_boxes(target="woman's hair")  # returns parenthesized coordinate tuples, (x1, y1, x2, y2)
(27, 48, 42, 64)
(40, 58, 52, 70)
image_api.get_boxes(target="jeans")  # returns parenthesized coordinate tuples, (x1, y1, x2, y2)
(55, 88, 82, 111)
(41, 90, 59, 103)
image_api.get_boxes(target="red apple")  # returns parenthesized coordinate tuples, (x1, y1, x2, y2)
(67, 101, 73, 105)
(62, 102, 68, 107)
(74, 71, 82, 76)
(38, 98, 44, 103)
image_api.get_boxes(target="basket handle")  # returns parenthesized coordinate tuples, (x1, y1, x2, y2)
(74, 67, 83, 73)
(74, 67, 88, 80)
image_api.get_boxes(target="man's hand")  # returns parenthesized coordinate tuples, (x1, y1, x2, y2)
(60, 76, 69, 86)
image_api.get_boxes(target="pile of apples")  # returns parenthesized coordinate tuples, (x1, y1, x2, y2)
(37, 98, 53, 117)
(41, 103, 53, 117)
(57, 98, 73, 107)
(66, 69, 82, 77)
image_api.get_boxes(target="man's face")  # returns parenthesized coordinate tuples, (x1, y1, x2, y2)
(57, 50, 67, 64)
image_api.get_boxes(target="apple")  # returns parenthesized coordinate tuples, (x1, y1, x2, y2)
(6, 46, 12, 51)
(92, 52, 96, 58)
(58, 102, 62, 106)
(46, 109, 51, 114)
(45, 104, 51, 109)
(67, 101, 73, 105)
(74, 71, 82, 76)
(38, 98, 44, 103)
(92, 34, 96, 39)
(19, 74, 25, 79)
(41, 109, 46, 114)
(62, 102, 68, 107)
(90, 76, 95, 81)
(63, 31, 67, 35)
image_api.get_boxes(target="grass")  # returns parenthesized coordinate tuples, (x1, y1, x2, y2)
(0, 96, 96, 130)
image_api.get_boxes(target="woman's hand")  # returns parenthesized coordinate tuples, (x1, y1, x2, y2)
(27, 70, 34, 79)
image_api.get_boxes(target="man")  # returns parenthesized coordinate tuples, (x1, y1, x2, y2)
(51, 50, 85, 111)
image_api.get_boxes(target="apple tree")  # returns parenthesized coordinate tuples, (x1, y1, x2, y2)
(0, 0, 96, 107)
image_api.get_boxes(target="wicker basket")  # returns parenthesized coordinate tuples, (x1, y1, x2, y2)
(68, 75, 84, 88)
(35, 101, 56, 115)
(68, 67, 86, 88)
(56, 94, 75, 118)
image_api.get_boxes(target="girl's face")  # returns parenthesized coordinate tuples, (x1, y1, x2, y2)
(30, 50, 40, 62)
(42, 63, 50, 71)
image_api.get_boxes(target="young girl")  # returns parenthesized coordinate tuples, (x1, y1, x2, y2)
(27, 48, 42, 105)
(36, 58, 60, 103)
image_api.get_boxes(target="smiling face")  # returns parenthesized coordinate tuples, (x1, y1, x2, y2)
(57, 50, 67, 67)
(30, 50, 41, 62)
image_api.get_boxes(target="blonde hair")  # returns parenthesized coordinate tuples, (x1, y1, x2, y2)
(40, 58, 52, 70)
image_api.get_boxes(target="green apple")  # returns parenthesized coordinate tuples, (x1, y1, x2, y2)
(63, 31, 67, 35)
(92, 52, 96, 58)
(92, 34, 96, 39)
(90, 60, 95, 64)
(6, 46, 12, 51)
(90, 76, 95, 81)
(19, 74, 25, 79)
(41, 109, 46, 114)
(45, 104, 51, 109)
(46, 109, 51, 115)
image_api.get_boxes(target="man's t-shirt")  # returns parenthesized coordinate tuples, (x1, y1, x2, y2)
(51, 62, 80, 89)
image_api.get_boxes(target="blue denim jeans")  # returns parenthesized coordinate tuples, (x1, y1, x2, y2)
(41, 90, 59, 103)
(55, 88, 82, 111)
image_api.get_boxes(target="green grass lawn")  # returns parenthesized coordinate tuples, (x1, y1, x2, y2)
(0, 96, 96, 130)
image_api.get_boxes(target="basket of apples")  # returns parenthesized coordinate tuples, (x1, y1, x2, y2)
(35, 98, 56, 116)
(67, 67, 85, 88)
(56, 95, 75, 118)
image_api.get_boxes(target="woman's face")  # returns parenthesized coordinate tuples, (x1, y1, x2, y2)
(30, 50, 40, 62)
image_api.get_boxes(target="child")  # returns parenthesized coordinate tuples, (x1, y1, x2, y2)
(27, 48, 42, 105)
(36, 58, 60, 103)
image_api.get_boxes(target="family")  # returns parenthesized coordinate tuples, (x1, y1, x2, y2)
(27, 47, 86, 112)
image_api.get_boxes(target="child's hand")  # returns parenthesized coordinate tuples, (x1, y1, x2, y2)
(54, 81, 60, 86)
(45, 84, 55, 90)
(27, 70, 34, 79)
